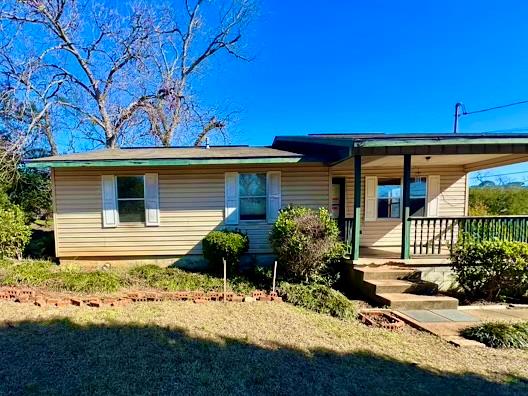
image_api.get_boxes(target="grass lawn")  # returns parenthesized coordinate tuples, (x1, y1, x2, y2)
(0, 301, 527, 395)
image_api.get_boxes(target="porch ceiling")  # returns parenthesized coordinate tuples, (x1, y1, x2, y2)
(332, 153, 528, 172)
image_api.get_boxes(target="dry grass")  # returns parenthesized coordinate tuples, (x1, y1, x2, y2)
(0, 301, 527, 395)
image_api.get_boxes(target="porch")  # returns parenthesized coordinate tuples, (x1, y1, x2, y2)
(343, 215, 528, 260)
(272, 133, 528, 262)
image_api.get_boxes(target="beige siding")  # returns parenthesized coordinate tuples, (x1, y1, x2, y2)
(53, 164, 330, 258)
(331, 165, 467, 248)
(53, 160, 469, 260)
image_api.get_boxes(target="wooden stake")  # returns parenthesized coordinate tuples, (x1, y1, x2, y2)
(223, 257, 227, 303)
(272, 260, 277, 293)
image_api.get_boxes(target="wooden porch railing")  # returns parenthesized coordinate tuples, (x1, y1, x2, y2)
(343, 217, 354, 256)
(410, 215, 528, 256)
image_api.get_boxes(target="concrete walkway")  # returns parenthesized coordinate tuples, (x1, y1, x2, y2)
(393, 306, 528, 347)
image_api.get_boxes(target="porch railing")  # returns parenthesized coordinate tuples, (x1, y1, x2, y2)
(410, 215, 528, 256)
(343, 217, 354, 256)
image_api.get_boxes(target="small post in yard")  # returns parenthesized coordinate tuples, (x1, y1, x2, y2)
(352, 154, 362, 260)
(223, 257, 227, 303)
(272, 260, 277, 293)
(401, 154, 412, 260)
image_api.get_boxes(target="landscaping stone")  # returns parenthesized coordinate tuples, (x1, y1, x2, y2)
(231, 295, 244, 303)
(193, 298, 208, 304)
(70, 298, 83, 306)
(243, 296, 256, 303)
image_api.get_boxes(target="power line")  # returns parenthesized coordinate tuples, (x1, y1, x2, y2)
(474, 170, 528, 178)
(462, 99, 528, 115)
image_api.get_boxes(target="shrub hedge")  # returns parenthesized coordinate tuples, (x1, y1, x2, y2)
(279, 282, 357, 320)
(461, 321, 528, 349)
(269, 206, 344, 285)
(202, 229, 249, 274)
(451, 239, 528, 301)
(0, 206, 32, 259)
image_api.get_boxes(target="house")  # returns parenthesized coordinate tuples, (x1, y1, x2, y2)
(26, 133, 528, 271)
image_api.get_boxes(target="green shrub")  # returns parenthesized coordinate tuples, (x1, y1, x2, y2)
(279, 282, 357, 320)
(1, 260, 54, 286)
(270, 206, 344, 284)
(0, 205, 32, 259)
(130, 265, 226, 291)
(8, 169, 52, 223)
(202, 230, 249, 274)
(461, 321, 528, 349)
(55, 270, 123, 293)
(469, 187, 528, 216)
(451, 239, 528, 301)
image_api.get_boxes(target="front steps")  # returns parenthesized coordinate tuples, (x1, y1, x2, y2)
(353, 265, 458, 310)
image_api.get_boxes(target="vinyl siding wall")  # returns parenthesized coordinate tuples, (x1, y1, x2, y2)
(330, 165, 468, 247)
(53, 162, 468, 260)
(53, 164, 330, 258)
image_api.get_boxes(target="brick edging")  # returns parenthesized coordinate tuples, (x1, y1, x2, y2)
(0, 287, 283, 308)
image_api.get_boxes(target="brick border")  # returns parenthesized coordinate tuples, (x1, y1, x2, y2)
(0, 287, 282, 308)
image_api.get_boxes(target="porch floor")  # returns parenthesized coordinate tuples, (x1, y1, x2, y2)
(355, 247, 450, 266)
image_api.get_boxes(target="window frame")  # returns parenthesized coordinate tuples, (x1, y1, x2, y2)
(375, 176, 428, 221)
(238, 172, 267, 222)
(115, 175, 146, 226)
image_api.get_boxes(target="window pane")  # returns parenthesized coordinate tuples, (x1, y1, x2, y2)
(377, 178, 401, 219)
(410, 198, 426, 216)
(411, 177, 426, 198)
(239, 173, 266, 197)
(118, 200, 145, 223)
(410, 177, 427, 216)
(240, 197, 266, 220)
(331, 183, 341, 218)
(117, 176, 144, 199)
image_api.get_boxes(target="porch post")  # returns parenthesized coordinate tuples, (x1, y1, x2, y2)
(352, 154, 362, 260)
(401, 154, 411, 259)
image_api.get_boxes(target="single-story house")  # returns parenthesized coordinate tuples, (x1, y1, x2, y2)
(26, 133, 528, 268)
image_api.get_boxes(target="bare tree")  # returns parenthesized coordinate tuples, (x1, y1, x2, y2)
(0, 0, 253, 159)
(141, 0, 253, 146)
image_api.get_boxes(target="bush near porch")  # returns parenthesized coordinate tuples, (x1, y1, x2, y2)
(451, 239, 528, 301)
(269, 206, 344, 285)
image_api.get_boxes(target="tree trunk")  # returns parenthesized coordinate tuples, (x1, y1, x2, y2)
(106, 134, 117, 149)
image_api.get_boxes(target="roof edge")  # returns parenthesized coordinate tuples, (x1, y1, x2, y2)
(25, 156, 314, 169)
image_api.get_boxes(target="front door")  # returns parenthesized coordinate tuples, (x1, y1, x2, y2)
(331, 177, 346, 236)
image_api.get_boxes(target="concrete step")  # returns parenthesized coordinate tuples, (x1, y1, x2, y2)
(375, 293, 459, 310)
(354, 266, 416, 281)
(363, 279, 415, 295)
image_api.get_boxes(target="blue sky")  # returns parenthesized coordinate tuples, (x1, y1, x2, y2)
(194, 0, 528, 185)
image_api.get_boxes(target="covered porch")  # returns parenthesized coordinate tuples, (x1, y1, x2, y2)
(273, 133, 528, 261)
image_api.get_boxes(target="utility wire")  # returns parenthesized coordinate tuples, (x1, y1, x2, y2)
(462, 99, 528, 115)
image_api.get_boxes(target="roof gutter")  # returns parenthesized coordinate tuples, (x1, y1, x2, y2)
(24, 156, 307, 169)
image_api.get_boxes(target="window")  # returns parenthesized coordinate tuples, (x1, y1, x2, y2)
(410, 177, 427, 216)
(377, 178, 401, 219)
(239, 173, 266, 220)
(116, 176, 145, 223)
(376, 177, 427, 219)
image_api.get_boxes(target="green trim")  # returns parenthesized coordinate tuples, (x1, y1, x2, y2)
(352, 155, 362, 260)
(25, 157, 306, 168)
(355, 137, 528, 148)
(401, 154, 411, 260)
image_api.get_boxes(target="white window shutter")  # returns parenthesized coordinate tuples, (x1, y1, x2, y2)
(364, 176, 377, 222)
(225, 172, 239, 225)
(267, 171, 281, 223)
(145, 173, 160, 226)
(101, 175, 117, 228)
(427, 175, 440, 217)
